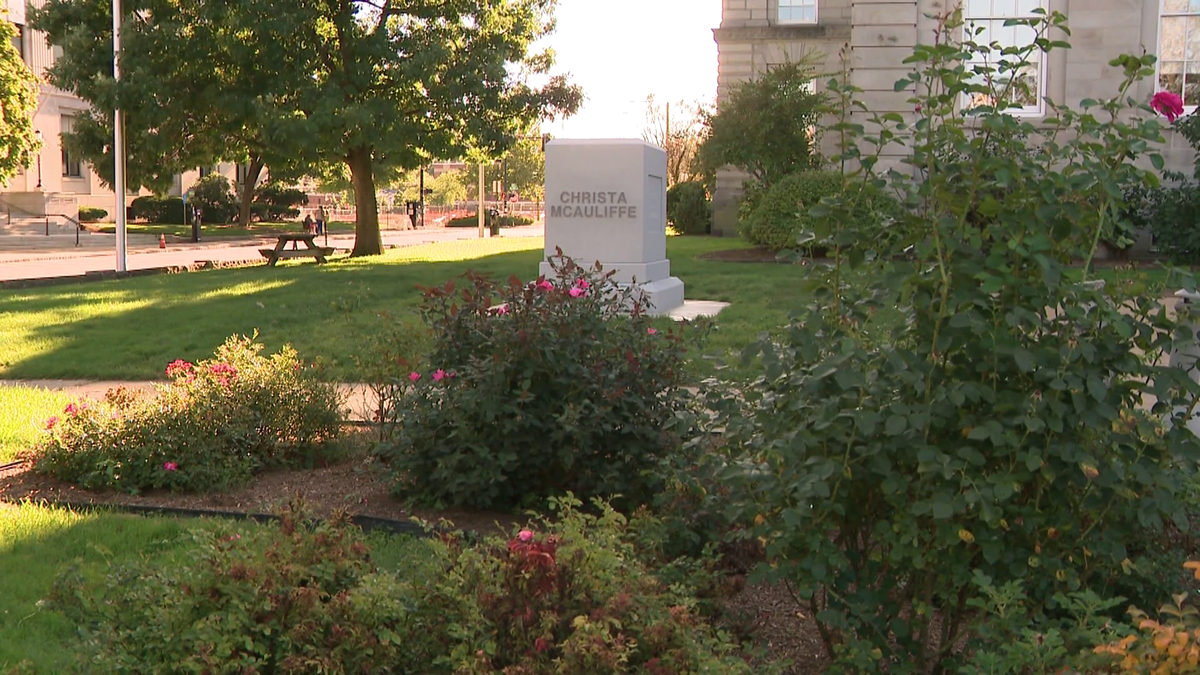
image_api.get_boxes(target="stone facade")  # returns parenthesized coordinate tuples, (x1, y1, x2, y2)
(712, 0, 1191, 236)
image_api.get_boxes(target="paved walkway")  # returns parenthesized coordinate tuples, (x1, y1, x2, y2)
(0, 224, 543, 284)
(2, 378, 384, 422)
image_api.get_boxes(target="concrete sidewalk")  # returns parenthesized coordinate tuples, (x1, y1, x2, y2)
(3, 378, 383, 423)
(0, 225, 544, 284)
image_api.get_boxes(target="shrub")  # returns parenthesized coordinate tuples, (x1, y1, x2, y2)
(741, 169, 903, 254)
(704, 12, 1200, 673)
(48, 503, 401, 673)
(667, 180, 711, 234)
(129, 195, 185, 223)
(1093, 562, 1200, 672)
(694, 58, 827, 189)
(34, 335, 342, 492)
(48, 498, 761, 674)
(376, 257, 696, 510)
(962, 572, 1128, 673)
(77, 206, 107, 223)
(446, 213, 534, 228)
(253, 181, 306, 221)
(1139, 177, 1200, 264)
(189, 174, 238, 223)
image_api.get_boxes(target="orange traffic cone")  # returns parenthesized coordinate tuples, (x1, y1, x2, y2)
(159, 234, 166, 249)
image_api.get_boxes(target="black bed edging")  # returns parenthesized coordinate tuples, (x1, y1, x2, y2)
(3, 498, 430, 538)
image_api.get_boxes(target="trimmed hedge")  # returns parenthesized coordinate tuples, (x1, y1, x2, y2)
(741, 170, 903, 254)
(446, 213, 534, 228)
(130, 196, 185, 223)
(78, 206, 107, 223)
(667, 181, 711, 235)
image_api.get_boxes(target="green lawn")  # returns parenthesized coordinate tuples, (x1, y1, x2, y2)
(0, 502, 423, 673)
(0, 236, 813, 381)
(0, 386, 70, 463)
(89, 220, 357, 239)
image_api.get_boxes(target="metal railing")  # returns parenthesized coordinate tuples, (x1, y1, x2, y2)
(0, 194, 85, 246)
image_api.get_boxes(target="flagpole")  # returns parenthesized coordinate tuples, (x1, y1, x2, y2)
(112, 0, 127, 272)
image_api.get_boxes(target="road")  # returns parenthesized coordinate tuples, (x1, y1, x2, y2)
(0, 225, 543, 283)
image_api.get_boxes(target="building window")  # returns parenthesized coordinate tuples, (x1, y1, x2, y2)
(10, 24, 23, 62)
(778, 0, 817, 24)
(60, 116, 82, 178)
(964, 0, 1047, 116)
(1159, 0, 1200, 109)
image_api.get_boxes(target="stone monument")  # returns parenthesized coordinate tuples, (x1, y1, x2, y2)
(539, 139, 685, 316)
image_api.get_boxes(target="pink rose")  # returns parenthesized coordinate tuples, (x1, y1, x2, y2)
(568, 287, 585, 298)
(647, 328, 658, 335)
(536, 280, 553, 291)
(496, 304, 510, 315)
(45, 416, 59, 430)
(165, 359, 194, 378)
(163, 461, 178, 471)
(432, 369, 447, 382)
(1152, 91, 1185, 123)
(575, 278, 590, 290)
(64, 402, 79, 417)
(408, 371, 421, 382)
(518, 529, 534, 542)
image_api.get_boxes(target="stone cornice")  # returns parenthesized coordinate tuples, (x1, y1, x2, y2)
(712, 24, 852, 42)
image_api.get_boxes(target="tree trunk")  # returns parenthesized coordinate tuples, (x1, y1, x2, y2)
(347, 147, 382, 256)
(237, 156, 265, 227)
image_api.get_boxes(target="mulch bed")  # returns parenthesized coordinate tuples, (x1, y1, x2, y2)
(0, 434, 522, 537)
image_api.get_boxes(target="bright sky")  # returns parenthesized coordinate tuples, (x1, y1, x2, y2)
(542, 0, 721, 139)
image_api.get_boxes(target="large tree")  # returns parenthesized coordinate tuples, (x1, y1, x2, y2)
(238, 0, 578, 255)
(32, 0, 314, 227)
(33, 0, 579, 253)
(0, 23, 40, 185)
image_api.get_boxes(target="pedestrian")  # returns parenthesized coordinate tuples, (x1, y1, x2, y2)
(303, 213, 314, 234)
(315, 206, 327, 235)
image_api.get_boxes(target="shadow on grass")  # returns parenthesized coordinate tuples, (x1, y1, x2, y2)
(0, 247, 545, 381)
(0, 237, 824, 382)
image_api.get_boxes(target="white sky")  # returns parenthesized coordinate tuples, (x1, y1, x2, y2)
(541, 0, 721, 139)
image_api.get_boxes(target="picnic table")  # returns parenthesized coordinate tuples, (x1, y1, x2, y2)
(259, 234, 335, 267)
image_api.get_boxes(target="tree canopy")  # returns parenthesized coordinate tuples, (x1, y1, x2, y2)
(0, 22, 40, 186)
(31, 0, 314, 226)
(32, 0, 581, 255)
(455, 136, 546, 204)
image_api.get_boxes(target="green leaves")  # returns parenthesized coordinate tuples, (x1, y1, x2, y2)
(705, 8, 1200, 674)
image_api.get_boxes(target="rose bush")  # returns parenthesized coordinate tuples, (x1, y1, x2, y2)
(376, 255, 698, 510)
(34, 335, 342, 492)
(701, 9, 1200, 673)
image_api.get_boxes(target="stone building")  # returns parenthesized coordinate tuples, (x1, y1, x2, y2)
(712, 0, 1192, 236)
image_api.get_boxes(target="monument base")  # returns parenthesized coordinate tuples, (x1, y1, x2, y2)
(639, 277, 686, 316)
(538, 261, 685, 316)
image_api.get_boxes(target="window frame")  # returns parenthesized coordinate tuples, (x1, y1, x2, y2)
(1157, 0, 1200, 114)
(777, 0, 818, 25)
(10, 23, 23, 63)
(60, 115, 82, 179)
(963, 0, 1049, 118)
